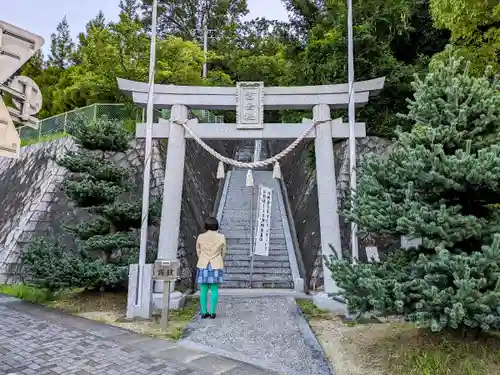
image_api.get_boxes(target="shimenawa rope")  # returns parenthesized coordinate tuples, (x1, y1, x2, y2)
(172, 119, 329, 186)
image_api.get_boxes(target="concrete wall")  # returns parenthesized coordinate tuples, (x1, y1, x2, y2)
(0, 136, 235, 289)
(268, 136, 397, 291)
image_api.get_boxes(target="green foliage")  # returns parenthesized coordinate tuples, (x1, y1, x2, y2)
(24, 117, 158, 291)
(0, 283, 54, 304)
(48, 16, 75, 69)
(331, 56, 500, 333)
(94, 198, 162, 231)
(64, 218, 111, 240)
(140, 0, 248, 40)
(282, 0, 449, 135)
(68, 119, 131, 152)
(20, 132, 67, 147)
(22, 237, 126, 291)
(61, 177, 126, 207)
(20, 0, 453, 138)
(430, 0, 500, 74)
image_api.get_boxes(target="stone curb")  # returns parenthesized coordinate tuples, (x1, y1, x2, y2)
(291, 297, 335, 375)
(0, 295, 281, 374)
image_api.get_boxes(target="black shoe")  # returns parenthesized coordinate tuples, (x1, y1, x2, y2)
(210, 313, 216, 319)
(201, 313, 210, 319)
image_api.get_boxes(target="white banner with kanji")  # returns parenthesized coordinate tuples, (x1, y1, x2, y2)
(254, 185, 272, 256)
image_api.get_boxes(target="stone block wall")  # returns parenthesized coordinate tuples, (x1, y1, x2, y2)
(0, 139, 72, 282)
(267, 136, 396, 291)
(173, 139, 236, 289)
(0, 136, 236, 289)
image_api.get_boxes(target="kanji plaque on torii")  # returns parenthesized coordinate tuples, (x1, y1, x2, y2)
(236, 82, 264, 129)
(0, 21, 44, 159)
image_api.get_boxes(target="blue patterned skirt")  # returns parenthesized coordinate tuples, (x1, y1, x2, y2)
(196, 263, 224, 285)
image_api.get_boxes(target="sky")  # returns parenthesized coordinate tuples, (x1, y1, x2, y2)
(1, 0, 289, 54)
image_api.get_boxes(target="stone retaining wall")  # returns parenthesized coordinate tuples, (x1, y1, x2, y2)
(268, 136, 397, 291)
(0, 136, 235, 289)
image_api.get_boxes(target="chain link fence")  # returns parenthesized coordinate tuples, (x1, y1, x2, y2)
(19, 103, 224, 145)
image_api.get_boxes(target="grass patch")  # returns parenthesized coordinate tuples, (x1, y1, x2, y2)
(371, 324, 500, 375)
(50, 290, 198, 341)
(296, 298, 500, 375)
(296, 299, 332, 320)
(20, 132, 67, 147)
(297, 298, 500, 375)
(0, 284, 197, 341)
(0, 284, 54, 303)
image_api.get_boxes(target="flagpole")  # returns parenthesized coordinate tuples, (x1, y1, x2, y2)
(136, 0, 158, 307)
(347, 0, 358, 263)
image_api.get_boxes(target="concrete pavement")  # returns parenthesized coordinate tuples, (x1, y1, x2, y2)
(0, 294, 280, 375)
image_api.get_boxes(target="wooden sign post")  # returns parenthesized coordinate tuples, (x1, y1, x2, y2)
(153, 260, 180, 330)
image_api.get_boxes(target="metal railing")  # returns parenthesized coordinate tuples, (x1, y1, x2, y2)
(19, 103, 224, 145)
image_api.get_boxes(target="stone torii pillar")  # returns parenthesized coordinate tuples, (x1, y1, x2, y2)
(118, 78, 385, 316)
(153, 104, 188, 309)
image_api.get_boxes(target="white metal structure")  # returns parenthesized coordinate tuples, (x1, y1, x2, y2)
(0, 21, 44, 159)
(347, 0, 359, 263)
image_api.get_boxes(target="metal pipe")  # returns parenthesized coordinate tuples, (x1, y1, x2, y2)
(347, 0, 358, 263)
(203, 25, 208, 78)
(136, 0, 159, 307)
(249, 185, 255, 288)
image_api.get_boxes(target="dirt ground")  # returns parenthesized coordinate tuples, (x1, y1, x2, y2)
(304, 308, 500, 375)
(49, 291, 199, 341)
(308, 316, 388, 375)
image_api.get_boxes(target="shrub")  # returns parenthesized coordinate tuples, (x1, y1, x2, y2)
(331, 56, 500, 333)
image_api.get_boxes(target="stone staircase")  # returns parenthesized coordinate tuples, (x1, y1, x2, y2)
(218, 142, 297, 289)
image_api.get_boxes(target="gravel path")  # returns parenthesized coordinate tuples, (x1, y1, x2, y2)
(180, 296, 334, 375)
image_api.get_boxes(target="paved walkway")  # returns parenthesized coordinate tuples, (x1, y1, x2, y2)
(0, 294, 279, 375)
(180, 296, 334, 375)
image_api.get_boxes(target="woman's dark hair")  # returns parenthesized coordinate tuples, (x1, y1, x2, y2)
(204, 217, 219, 231)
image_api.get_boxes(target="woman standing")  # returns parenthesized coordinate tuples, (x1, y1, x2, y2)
(196, 217, 226, 319)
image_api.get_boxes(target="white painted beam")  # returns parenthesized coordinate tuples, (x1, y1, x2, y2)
(135, 119, 366, 140)
(118, 77, 385, 110)
(118, 77, 385, 96)
(131, 91, 371, 110)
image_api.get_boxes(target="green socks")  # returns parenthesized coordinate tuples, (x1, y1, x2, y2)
(200, 284, 209, 314)
(199, 283, 220, 315)
(210, 283, 219, 314)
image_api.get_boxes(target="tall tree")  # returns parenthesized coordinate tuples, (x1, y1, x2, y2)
(213, 18, 291, 84)
(141, 0, 249, 41)
(50, 12, 216, 113)
(119, 0, 140, 20)
(282, 0, 449, 136)
(48, 16, 75, 69)
(430, 0, 500, 74)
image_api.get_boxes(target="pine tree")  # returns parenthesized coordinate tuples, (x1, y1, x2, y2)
(330, 55, 500, 333)
(56, 118, 158, 287)
(119, 0, 140, 20)
(48, 16, 75, 69)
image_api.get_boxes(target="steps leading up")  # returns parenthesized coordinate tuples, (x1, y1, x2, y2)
(219, 161, 295, 289)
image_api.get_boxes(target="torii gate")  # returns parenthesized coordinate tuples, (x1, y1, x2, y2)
(118, 78, 385, 316)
